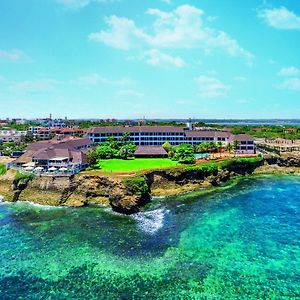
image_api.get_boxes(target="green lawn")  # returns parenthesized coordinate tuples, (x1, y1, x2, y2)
(97, 158, 179, 172)
(0, 164, 6, 176)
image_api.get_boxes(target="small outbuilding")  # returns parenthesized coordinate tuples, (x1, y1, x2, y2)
(134, 146, 168, 158)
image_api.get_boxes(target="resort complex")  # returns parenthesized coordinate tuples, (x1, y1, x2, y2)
(87, 125, 255, 154)
(5, 117, 300, 177)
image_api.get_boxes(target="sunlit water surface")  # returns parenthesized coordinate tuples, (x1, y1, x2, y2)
(0, 175, 300, 299)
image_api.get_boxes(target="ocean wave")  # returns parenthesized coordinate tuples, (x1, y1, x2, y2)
(132, 208, 168, 235)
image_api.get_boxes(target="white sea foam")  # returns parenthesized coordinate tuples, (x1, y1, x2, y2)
(14, 200, 65, 210)
(132, 208, 167, 235)
(0, 195, 10, 206)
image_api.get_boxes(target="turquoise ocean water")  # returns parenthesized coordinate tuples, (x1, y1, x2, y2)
(0, 175, 300, 299)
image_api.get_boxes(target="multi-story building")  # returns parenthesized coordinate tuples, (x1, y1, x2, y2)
(29, 127, 84, 140)
(12, 137, 92, 173)
(87, 126, 255, 153)
(0, 130, 28, 143)
(229, 134, 255, 154)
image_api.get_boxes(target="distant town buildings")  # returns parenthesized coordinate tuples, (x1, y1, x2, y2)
(0, 130, 28, 143)
(29, 127, 84, 140)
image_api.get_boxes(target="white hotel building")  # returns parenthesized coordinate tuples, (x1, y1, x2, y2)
(87, 126, 255, 154)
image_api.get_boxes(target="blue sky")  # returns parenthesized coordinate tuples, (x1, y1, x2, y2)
(0, 0, 300, 119)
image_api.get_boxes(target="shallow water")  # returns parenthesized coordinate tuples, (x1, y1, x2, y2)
(0, 175, 300, 299)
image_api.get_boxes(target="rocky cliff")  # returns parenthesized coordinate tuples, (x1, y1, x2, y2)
(145, 157, 263, 197)
(264, 154, 300, 167)
(0, 171, 150, 214)
(0, 157, 264, 214)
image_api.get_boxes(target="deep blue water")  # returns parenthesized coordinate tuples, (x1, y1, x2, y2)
(0, 175, 300, 299)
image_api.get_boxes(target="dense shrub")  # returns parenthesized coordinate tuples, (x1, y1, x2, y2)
(162, 141, 172, 153)
(119, 143, 136, 160)
(185, 162, 219, 175)
(172, 144, 195, 164)
(14, 172, 35, 181)
(219, 157, 263, 169)
(88, 134, 137, 168)
(123, 176, 149, 196)
(96, 145, 119, 159)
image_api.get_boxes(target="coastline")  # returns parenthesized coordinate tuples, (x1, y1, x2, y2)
(1, 156, 300, 214)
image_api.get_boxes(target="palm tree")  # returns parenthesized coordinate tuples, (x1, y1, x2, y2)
(120, 132, 130, 145)
(217, 141, 223, 157)
(226, 143, 234, 157)
(233, 140, 241, 157)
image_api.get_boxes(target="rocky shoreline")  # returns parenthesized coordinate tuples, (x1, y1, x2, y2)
(0, 156, 300, 214)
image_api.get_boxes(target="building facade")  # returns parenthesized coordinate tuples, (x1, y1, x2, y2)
(0, 130, 28, 143)
(12, 137, 93, 173)
(87, 126, 255, 153)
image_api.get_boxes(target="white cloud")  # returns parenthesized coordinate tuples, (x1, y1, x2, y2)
(278, 66, 300, 77)
(89, 4, 253, 65)
(277, 67, 300, 91)
(0, 49, 26, 62)
(10, 79, 58, 93)
(89, 16, 147, 50)
(234, 76, 247, 82)
(258, 7, 300, 30)
(74, 74, 136, 86)
(115, 89, 143, 97)
(161, 0, 171, 3)
(142, 49, 186, 67)
(56, 0, 118, 9)
(195, 75, 230, 98)
(279, 78, 300, 91)
(236, 99, 250, 104)
(56, 0, 89, 8)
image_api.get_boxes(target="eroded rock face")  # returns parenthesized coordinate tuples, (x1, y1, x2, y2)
(0, 173, 150, 214)
(264, 154, 300, 167)
(144, 159, 263, 197)
(0, 158, 264, 214)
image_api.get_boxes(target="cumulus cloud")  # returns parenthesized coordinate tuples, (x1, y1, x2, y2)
(115, 89, 144, 97)
(142, 49, 186, 67)
(10, 79, 58, 93)
(89, 4, 253, 65)
(0, 49, 26, 62)
(278, 66, 300, 77)
(279, 78, 300, 91)
(195, 75, 230, 98)
(73, 74, 136, 86)
(56, 0, 119, 9)
(234, 76, 247, 82)
(258, 7, 300, 30)
(277, 67, 300, 91)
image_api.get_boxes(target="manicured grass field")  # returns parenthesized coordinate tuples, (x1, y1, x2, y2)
(97, 158, 179, 172)
(0, 164, 6, 176)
